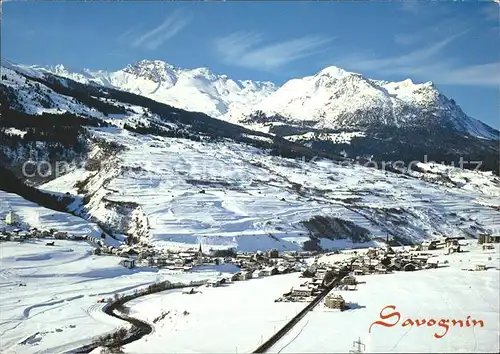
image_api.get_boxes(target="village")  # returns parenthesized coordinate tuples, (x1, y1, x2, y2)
(2, 207, 500, 312)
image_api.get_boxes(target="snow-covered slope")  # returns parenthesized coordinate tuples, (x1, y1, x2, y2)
(27, 60, 277, 119)
(2, 62, 500, 252)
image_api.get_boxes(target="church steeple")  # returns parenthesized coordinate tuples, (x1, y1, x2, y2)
(198, 243, 203, 256)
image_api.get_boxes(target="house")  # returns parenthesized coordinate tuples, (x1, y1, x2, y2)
(476, 264, 486, 271)
(478, 234, 500, 244)
(311, 278, 324, 288)
(239, 271, 252, 280)
(267, 249, 279, 258)
(253, 269, 265, 278)
(374, 264, 388, 274)
(54, 231, 68, 240)
(315, 268, 328, 279)
(324, 294, 346, 310)
(120, 258, 136, 269)
(341, 275, 357, 286)
(403, 262, 418, 272)
(263, 266, 279, 276)
(421, 240, 438, 251)
(291, 285, 313, 297)
(444, 236, 466, 246)
(426, 258, 439, 269)
(206, 279, 220, 287)
(5, 210, 18, 226)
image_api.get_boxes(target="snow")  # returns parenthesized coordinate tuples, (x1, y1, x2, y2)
(36, 126, 500, 252)
(0, 238, 225, 354)
(19, 59, 498, 140)
(122, 273, 305, 353)
(3, 61, 500, 253)
(27, 59, 277, 121)
(270, 244, 500, 353)
(0, 190, 103, 240)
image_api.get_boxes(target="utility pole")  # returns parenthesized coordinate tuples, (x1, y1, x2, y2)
(349, 337, 365, 353)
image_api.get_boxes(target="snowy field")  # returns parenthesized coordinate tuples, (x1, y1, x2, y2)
(269, 244, 500, 353)
(122, 273, 305, 354)
(0, 239, 228, 354)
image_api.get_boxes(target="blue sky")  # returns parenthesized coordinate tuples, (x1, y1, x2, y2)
(2, 0, 499, 129)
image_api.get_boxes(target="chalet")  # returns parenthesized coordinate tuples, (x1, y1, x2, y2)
(315, 268, 328, 279)
(267, 249, 279, 258)
(403, 262, 418, 272)
(324, 294, 346, 310)
(478, 234, 500, 244)
(54, 231, 68, 240)
(206, 279, 220, 287)
(253, 269, 265, 278)
(239, 271, 252, 280)
(421, 240, 438, 251)
(444, 236, 466, 246)
(291, 285, 313, 297)
(341, 275, 357, 286)
(374, 264, 388, 274)
(366, 248, 377, 259)
(5, 210, 18, 226)
(426, 258, 439, 269)
(311, 278, 324, 288)
(120, 258, 136, 269)
(263, 266, 279, 276)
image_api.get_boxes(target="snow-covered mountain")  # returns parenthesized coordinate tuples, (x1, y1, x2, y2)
(31, 60, 498, 142)
(1, 61, 500, 252)
(28, 59, 277, 119)
(236, 66, 499, 140)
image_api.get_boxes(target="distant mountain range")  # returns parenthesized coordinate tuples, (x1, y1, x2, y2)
(1, 59, 499, 251)
(28, 59, 498, 139)
(18, 58, 498, 173)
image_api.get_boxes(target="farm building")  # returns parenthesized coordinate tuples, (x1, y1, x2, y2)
(120, 258, 136, 269)
(403, 263, 418, 272)
(476, 264, 486, 271)
(426, 258, 439, 269)
(252, 269, 265, 278)
(238, 271, 252, 280)
(291, 285, 313, 297)
(324, 294, 346, 310)
(206, 279, 220, 287)
(340, 275, 357, 286)
(478, 234, 500, 244)
(421, 240, 438, 251)
(263, 266, 279, 276)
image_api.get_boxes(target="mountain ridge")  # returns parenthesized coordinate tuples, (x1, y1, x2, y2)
(13, 58, 498, 141)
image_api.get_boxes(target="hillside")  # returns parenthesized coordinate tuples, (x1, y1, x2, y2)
(1, 62, 500, 251)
